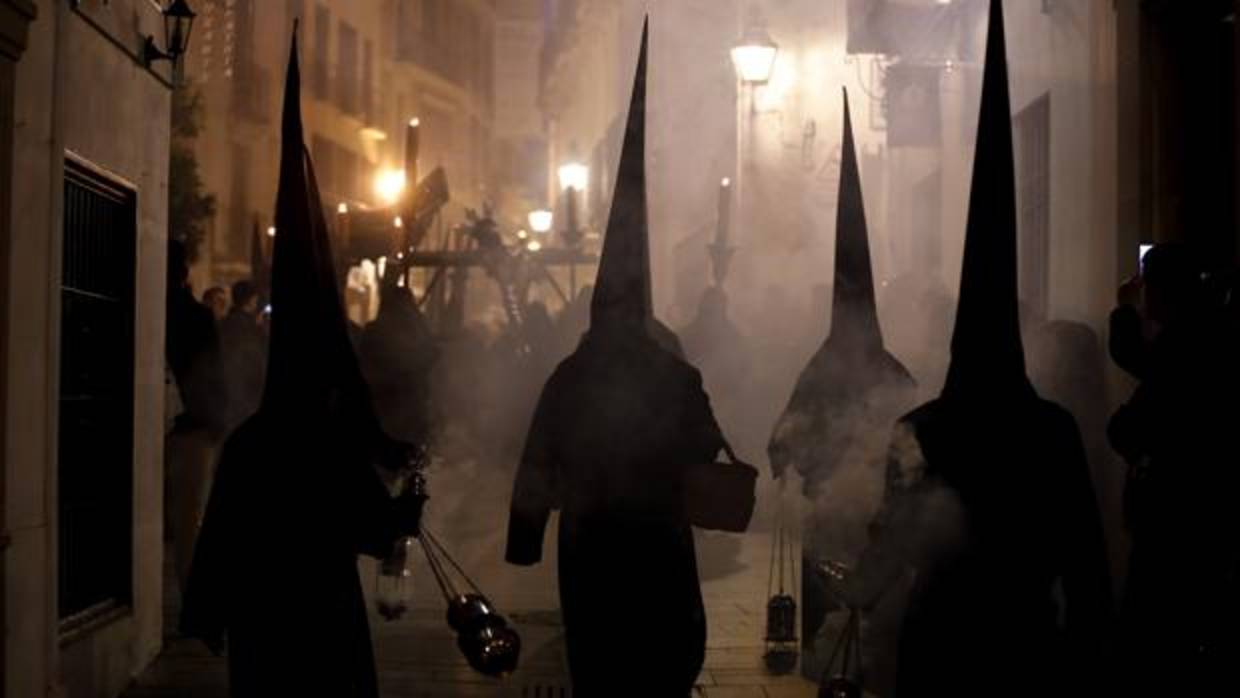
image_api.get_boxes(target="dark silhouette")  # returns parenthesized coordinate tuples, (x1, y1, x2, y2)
(166, 239, 223, 434)
(219, 279, 267, 435)
(165, 240, 225, 589)
(203, 285, 228, 323)
(680, 285, 747, 378)
(1027, 319, 1123, 582)
(359, 283, 439, 446)
(766, 90, 916, 688)
(554, 283, 592, 357)
(505, 23, 725, 695)
(181, 32, 424, 697)
(1107, 243, 1240, 695)
(833, 4, 1111, 696)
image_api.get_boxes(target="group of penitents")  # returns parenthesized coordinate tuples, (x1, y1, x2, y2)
(174, 2, 1223, 697)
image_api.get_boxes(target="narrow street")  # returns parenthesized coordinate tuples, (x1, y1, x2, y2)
(124, 456, 819, 697)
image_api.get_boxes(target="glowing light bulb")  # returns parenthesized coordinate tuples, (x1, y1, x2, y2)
(528, 210, 553, 234)
(374, 169, 407, 205)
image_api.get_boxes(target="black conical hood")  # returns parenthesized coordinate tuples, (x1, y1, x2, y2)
(828, 88, 884, 349)
(264, 28, 372, 417)
(942, 0, 1030, 398)
(591, 20, 652, 333)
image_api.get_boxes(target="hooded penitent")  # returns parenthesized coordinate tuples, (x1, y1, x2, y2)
(181, 30, 423, 698)
(505, 20, 726, 694)
(766, 89, 916, 684)
(767, 89, 915, 491)
(846, 4, 1110, 695)
(589, 22, 684, 357)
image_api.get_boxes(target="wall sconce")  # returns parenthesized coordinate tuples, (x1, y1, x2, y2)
(143, 0, 197, 68)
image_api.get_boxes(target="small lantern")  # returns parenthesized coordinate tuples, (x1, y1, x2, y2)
(374, 456, 427, 622)
(764, 592, 799, 674)
(375, 537, 414, 621)
(765, 522, 799, 675)
(144, 0, 197, 68)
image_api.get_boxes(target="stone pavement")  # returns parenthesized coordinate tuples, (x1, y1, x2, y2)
(123, 457, 820, 697)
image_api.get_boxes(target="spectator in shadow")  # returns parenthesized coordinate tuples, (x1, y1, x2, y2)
(1108, 242, 1240, 696)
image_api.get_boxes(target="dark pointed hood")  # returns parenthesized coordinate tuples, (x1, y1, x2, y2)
(263, 29, 374, 421)
(828, 88, 884, 350)
(942, 0, 1030, 399)
(591, 20, 653, 334)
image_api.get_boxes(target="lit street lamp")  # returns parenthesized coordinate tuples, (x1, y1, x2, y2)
(528, 210, 553, 235)
(557, 160, 589, 249)
(731, 15, 778, 86)
(375, 168, 407, 206)
(557, 162, 589, 193)
(728, 7, 779, 282)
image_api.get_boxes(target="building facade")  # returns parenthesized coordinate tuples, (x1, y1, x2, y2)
(185, 0, 499, 294)
(2, 1, 172, 696)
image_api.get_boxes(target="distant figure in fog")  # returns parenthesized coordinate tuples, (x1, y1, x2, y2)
(359, 283, 439, 445)
(203, 285, 229, 324)
(181, 36, 425, 698)
(767, 90, 916, 690)
(1026, 319, 1119, 576)
(522, 300, 559, 374)
(680, 285, 746, 373)
(219, 279, 267, 434)
(506, 25, 725, 695)
(555, 283, 592, 356)
(1108, 242, 1240, 696)
(831, 5, 1111, 696)
(165, 239, 224, 590)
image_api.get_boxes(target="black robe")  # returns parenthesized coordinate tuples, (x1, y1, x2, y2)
(849, 393, 1111, 697)
(181, 411, 423, 697)
(768, 338, 915, 687)
(505, 330, 724, 694)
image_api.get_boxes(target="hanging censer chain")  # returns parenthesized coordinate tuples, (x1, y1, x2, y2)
(418, 527, 487, 601)
(767, 494, 796, 600)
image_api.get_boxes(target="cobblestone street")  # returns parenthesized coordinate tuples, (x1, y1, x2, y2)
(124, 457, 819, 697)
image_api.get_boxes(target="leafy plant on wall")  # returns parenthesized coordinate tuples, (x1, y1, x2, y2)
(169, 82, 216, 263)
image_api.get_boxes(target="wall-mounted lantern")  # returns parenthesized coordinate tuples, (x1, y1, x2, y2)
(143, 0, 197, 69)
